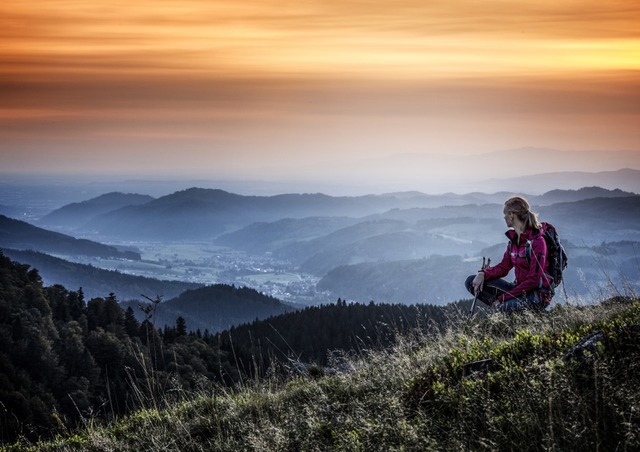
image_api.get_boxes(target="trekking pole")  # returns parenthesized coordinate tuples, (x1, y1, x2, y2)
(468, 257, 484, 320)
(468, 257, 490, 320)
(468, 293, 479, 321)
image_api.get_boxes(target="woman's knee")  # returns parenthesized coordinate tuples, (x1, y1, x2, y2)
(464, 274, 476, 293)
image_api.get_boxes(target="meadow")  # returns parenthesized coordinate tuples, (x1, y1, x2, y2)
(6, 296, 639, 451)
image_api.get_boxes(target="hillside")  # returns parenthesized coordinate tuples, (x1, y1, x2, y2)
(213, 216, 359, 253)
(0, 214, 140, 260)
(212, 300, 455, 373)
(122, 284, 296, 333)
(287, 220, 487, 275)
(534, 186, 635, 205)
(39, 191, 154, 229)
(538, 196, 640, 241)
(17, 297, 640, 451)
(317, 255, 478, 304)
(316, 240, 640, 304)
(1, 248, 198, 300)
(213, 194, 640, 278)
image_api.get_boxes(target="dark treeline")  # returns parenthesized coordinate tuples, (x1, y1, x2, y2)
(0, 251, 236, 444)
(0, 251, 467, 444)
(214, 299, 461, 381)
(128, 283, 294, 333)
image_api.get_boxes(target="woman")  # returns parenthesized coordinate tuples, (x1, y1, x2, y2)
(465, 196, 552, 313)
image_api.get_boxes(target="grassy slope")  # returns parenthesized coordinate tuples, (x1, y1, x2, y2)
(8, 298, 640, 451)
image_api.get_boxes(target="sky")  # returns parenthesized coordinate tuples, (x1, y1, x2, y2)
(1, 0, 639, 194)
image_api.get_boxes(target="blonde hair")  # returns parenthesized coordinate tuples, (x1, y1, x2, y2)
(504, 195, 541, 230)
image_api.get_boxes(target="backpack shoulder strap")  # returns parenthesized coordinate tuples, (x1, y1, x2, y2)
(525, 227, 542, 257)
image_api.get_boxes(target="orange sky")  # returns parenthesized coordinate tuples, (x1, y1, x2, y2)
(1, 0, 639, 192)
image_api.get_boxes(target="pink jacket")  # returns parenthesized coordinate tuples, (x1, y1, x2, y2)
(482, 228, 551, 303)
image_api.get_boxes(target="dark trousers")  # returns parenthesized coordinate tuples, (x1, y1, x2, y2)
(465, 274, 545, 313)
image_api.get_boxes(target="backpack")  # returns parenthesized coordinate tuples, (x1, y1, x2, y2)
(525, 222, 568, 293)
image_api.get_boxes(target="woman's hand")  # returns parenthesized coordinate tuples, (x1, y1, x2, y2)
(472, 271, 485, 294)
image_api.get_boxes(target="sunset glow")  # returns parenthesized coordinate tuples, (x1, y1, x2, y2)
(1, 0, 639, 192)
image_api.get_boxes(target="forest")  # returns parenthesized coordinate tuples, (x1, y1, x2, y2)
(0, 251, 463, 444)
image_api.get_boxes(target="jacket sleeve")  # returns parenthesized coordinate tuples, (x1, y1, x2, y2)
(482, 244, 513, 280)
(498, 235, 547, 303)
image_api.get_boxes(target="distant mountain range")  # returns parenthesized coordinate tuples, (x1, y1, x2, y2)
(38, 187, 503, 240)
(488, 168, 640, 195)
(40, 188, 392, 240)
(34, 185, 639, 242)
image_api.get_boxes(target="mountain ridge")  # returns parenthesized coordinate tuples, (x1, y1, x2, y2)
(0, 248, 199, 301)
(36, 185, 638, 241)
(39, 192, 154, 229)
(0, 214, 141, 260)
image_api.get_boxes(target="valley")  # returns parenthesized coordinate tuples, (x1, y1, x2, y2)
(3, 182, 640, 319)
(63, 241, 330, 305)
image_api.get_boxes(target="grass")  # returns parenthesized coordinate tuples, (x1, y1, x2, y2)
(5, 297, 640, 451)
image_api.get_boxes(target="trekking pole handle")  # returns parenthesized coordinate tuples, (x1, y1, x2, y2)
(469, 256, 489, 319)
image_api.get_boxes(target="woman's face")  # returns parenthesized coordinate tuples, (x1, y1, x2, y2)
(503, 207, 514, 228)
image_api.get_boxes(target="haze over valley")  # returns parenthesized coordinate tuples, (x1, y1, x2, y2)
(2, 167, 639, 332)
